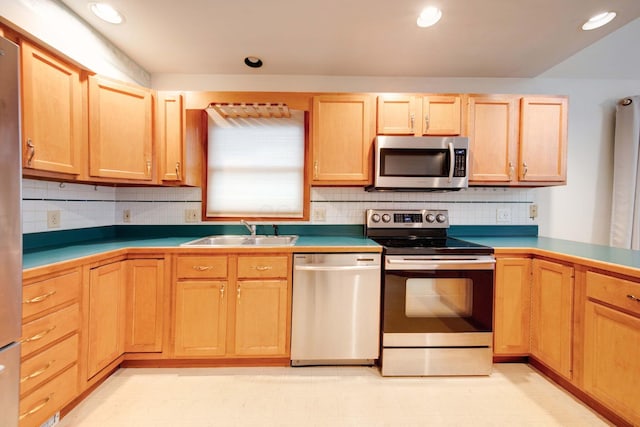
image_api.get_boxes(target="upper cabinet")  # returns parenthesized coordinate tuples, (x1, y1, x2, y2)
(311, 94, 375, 185)
(468, 95, 568, 186)
(88, 75, 154, 181)
(377, 94, 462, 136)
(156, 92, 186, 183)
(519, 96, 568, 182)
(20, 39, 83, 176)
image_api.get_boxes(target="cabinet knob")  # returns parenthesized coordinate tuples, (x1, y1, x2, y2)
(627, 294, 640, 302)
(175, 162, 181, 180)
(19, 395, 52, 420)
(508, 162, 515, 181)
(313, 160, 319, 179)
(20, 326, 56, 343)
(424, 114, 429, 131)
(192, 265, 214, 271)
(255, 265, 273, 271)
(522, 162, 528, 178)
(410, 113, 415, 131)
(220, 284, 225, 299)
(20, 360, 54, 383)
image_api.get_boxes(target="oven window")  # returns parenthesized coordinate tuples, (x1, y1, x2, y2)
(380, 149, 449, 177)
(405, 278, 472, 317)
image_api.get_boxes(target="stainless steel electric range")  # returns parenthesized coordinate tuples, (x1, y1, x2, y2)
(365, 209, 495, 376)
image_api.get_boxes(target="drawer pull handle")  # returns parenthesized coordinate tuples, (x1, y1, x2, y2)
(21, 326, 56, 343)
(255, 266, 273, 271)
(21, 360, 55, 383)
(627, 294, 640, 302)
(24, 290, 57, 304)
(192, 265, 214, 271)
(19, 395, 52, 420)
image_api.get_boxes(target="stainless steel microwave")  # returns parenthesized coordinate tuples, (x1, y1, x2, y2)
(369, 135, 469, 191)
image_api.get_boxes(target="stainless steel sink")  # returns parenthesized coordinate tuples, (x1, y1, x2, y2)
(181, 235, 298, 247)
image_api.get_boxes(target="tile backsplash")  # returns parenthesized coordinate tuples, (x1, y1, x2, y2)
(22, 179, 537, 233)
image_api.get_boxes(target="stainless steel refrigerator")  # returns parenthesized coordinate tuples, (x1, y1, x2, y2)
(0, 35, 22, 427)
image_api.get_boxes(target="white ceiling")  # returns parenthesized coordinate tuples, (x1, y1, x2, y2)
(59, 0, 640, 78)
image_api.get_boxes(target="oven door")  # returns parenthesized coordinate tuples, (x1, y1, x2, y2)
(381, 256, 495, 376)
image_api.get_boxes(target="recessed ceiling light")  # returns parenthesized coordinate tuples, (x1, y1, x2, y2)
(417, 7, 442, 28)
(581, 11, 616, 31)
(89, 2, 124, 24)
(244, 56, 263, 68)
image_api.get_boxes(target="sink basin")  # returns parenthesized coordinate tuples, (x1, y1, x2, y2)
(181, 235, 298, 247)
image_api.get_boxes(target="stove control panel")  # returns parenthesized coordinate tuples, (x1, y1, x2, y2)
(366, 209, 449, 228)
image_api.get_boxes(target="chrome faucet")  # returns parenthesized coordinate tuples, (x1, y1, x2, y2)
(241, 219, 256, 236)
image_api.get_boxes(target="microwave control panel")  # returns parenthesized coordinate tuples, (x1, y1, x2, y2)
(453, 149, 467, 177)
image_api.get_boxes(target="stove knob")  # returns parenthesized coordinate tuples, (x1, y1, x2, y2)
(436, 213, 447, 223)
(382, 213, 391, 223)
(371, 213, 381, 223)
(425, 214, 436, 223)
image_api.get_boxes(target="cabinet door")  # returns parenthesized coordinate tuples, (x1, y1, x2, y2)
(174, 281, 227, 356)
(234, 280, 289, 356)
(494, 257, 531, 355)
(376, 95, 417, 134)
(584, 301, 640, 425)
(88, 75, 153, 181)
(530, 259, 574, 379)
(20, 40, 82, 175)
(311, 94, 375, 184)
(421, 95, 461, 135)
(468, 95, 519, 183)
(87, 261, 126, 379)
(519, 96, 568, 182)
(125, 259, 165, 353)
(157, 92, 185, 182)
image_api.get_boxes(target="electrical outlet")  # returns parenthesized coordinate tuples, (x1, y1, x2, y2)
(184, 209, 199, 223)
(496, 208, 511, 223)
(529, 204, 538, 219)
(47, 210, 61, 228)
(312, 207, 326, 221)
(123, 209, 131, 223)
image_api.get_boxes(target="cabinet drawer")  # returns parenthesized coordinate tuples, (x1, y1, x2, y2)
(21, 303, 79, 359)
(22, 268, 81, 319)
(237, 256, 289, 279)
(20, 333, 78, 396)
(586, 271, 640, 316)
(176, 256, 227, 279)
(19, 364, 78, 427)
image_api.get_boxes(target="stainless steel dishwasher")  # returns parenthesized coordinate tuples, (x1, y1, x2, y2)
(291, 253, 381, 366)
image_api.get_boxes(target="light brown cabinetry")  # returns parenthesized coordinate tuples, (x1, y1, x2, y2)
(125, 258, 165, 353)
(20, 39, 83, 176)
(86, 260, 126, 379)
(173, 253, 291, 358)
(173, 255, 229, 356)
(377, 94, 462, 136)
(311, 94, 375, 185)
(88, 75, 153, 181)
(156, 92, 186, 183)
(530, 258, 574, 380)
(467, 95, 568, 186)
(234, 255, 290, 356)
(582, 271, 640, 425)
(19, 267, 81, 427)
(493, 256, 531, 355)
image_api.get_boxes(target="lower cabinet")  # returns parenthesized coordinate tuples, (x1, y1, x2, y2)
(493, 256, 531, 355)
(19, 266, 82, 427)
(174, 280, 228, 356)
(125, 258, 166, 353)
(582, 271, 640, 425)
(530, 258, 574, 380)
(173, 253, 291, 358)
(86, 260, 126, 379)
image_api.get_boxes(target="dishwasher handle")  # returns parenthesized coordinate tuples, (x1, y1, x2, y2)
(294, 264, 380, 272)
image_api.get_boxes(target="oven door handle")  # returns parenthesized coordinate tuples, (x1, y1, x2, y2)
(385, 258, 495, 270)
(294, 265, 380, 272)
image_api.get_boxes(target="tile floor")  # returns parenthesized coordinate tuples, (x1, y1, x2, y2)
(57, 364, 612, 427)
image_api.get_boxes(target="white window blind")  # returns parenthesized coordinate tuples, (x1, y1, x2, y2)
(206, 110, 305, 218)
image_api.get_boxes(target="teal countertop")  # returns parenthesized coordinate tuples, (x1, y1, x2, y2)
(22, 235, 380, 270)
(462, 236, 640, 271)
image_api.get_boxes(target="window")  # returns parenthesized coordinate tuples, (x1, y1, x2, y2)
(205, 109, 306, 219)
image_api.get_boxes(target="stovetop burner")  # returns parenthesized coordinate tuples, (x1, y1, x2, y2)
(365, 209, 493, 256)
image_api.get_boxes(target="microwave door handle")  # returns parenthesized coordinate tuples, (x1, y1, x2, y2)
(448, 142, 454, 183)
